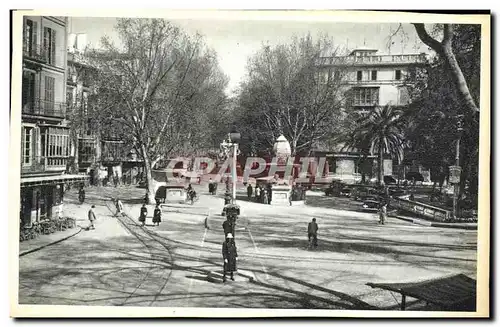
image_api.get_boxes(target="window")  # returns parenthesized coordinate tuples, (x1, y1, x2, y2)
(334, 71, 341, 81)
(24, 19, 39, 56)
(371, 70, 377, 81)
(78, 139, 95, 163)
(22, 127, 33, 165)
(43, 27, 56, 65)
(22, 71, 36, 110)
(66, 87, 74, 108)
(395, 70, 402, 80)
(44, 76, 55, 111)
(41, 128, 69, 167)
(352, 87, 379, 106)
(357, 71, 363, 81)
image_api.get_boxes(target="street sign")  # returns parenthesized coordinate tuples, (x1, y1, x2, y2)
(449, 165, 462, 184)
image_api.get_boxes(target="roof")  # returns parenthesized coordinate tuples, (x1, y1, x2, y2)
(367, 274, 476, 310)
(21, 174, 89, 187)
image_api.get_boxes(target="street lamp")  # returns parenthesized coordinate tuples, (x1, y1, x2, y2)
(228, 129, 241, 203)
(449, 115, 464, 219)
(219, 128, 241, 204)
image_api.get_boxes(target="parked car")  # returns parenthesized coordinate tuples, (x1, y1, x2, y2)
(353, 187, 378, 201)
(339, 187, 352, 198)
(388, 187, 405, 197)
(324, 180, 345, 197)
(362, 199, 380, 212)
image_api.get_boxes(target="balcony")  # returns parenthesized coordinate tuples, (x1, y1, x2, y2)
(22, 98, 66, 118)
(317, 53, 427, 67)
(21, 156, 67, 174)
(23, 43, 63, 67)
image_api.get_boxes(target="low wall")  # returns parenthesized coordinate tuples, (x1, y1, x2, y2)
(391, 195, 451, 222)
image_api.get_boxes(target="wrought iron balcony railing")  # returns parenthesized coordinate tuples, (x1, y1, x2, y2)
(23, 43, 62, 66)
(22, 98, 66, 118)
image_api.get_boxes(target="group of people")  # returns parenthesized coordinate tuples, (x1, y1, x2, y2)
(138, 203, 163, 227)
(247, 183, 273, 204)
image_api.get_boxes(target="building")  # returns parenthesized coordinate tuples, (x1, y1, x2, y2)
(314, 47, 427, 184)
(66, 33, 144, 186)
(20, 16, 87, 226)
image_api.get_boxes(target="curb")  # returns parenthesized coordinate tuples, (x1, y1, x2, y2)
(19, 227, 83, 257)
(390, 215, 477, 230)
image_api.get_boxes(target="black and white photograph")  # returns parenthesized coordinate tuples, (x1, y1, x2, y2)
(9, 9, 490, 318)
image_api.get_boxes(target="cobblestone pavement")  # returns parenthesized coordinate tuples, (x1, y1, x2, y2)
(18, 183, 477, 310)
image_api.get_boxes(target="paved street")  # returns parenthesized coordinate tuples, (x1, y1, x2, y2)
(19, 184, 477, 309)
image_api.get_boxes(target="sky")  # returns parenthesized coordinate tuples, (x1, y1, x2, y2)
(69, 17, 431, 95)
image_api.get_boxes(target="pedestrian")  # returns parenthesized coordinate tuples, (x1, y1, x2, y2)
(222, 233, 238, 282)
(88, 205, 97, 230)
(115, 198, 124, 217)
(139, 203, 147, 226)
(255, 186, 261, 202)
(379, 202, 387, 225)
(78, 185, 85, 204)
(208, 178, 214, 194)
(153, 204, 162, 226)
(267, 184, 273, 204)
(307, 218, 318, 248)
(222, 215, 235, 239)
(262, 189, 268, 205)
(247, 184, 253, 199)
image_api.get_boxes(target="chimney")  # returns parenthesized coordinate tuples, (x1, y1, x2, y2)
(76, 33, 88, 53)
(68, 33, 77, 53)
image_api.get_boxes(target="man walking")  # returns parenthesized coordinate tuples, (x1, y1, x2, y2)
(88, 205, 97, 230)
(78, 185, 85, 204)
(379, 202, 387, 225)
(307, 218, 318, 248)
(222, 233, 238, 282)
(115, 198, 124, 217)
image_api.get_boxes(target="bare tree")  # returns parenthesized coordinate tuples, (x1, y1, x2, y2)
(237, 34, 349, 155)
(88, 18, 227, 203)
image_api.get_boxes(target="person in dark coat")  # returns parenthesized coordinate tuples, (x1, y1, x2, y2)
(307, 218, 318, 247)
(78, 185, 85, 204)
(115, 198, 124, 217)
(139, 204, 147, 226)
(247, 184, 253, 199)
(267, 184, 273, 204)
(222, 233, 238, 282)
(222, 216, 235, 239)
(153, 204, 162, 226)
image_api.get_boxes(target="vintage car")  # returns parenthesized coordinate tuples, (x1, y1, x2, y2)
(339, 187, 352, 198)
(362, 199, 380, 212)
(324, 179, 345, 197)
(156, 184, 188, 204)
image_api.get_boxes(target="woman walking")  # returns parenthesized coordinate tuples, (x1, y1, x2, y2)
(139, 204, 147, 226)
(153, 204, 162, 226)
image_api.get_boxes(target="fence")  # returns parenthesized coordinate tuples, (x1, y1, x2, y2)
(391, 195, 451, 222)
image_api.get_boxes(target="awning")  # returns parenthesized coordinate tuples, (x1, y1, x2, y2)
(21, 174, 89, 188)
(367, 274, 476, 311)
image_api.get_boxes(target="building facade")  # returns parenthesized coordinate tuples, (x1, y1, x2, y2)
(20, 16, 87, 226)
(314, 48, 427, 184)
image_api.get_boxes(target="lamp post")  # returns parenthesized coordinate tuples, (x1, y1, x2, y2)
(219, 129, 241, 204)
(450, 115, 464, 219)
(228, 129, 241, 204)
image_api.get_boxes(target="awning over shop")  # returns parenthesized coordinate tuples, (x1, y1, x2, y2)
(366, 273, 476, 311)
(21, 174, 89, 188)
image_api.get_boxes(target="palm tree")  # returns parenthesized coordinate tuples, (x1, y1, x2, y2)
(347, 105, 406, 186)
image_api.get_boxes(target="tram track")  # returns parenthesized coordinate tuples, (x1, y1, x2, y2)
(103, 200, 175, 306)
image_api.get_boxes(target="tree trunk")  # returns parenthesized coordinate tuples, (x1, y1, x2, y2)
(141, 143, 156, 204)
(412, 23, 479, 115)
(378, 144, 384, 186)
(70, 130, 79, 174)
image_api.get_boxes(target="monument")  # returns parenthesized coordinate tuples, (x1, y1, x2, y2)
(270, 135, 293, 205)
